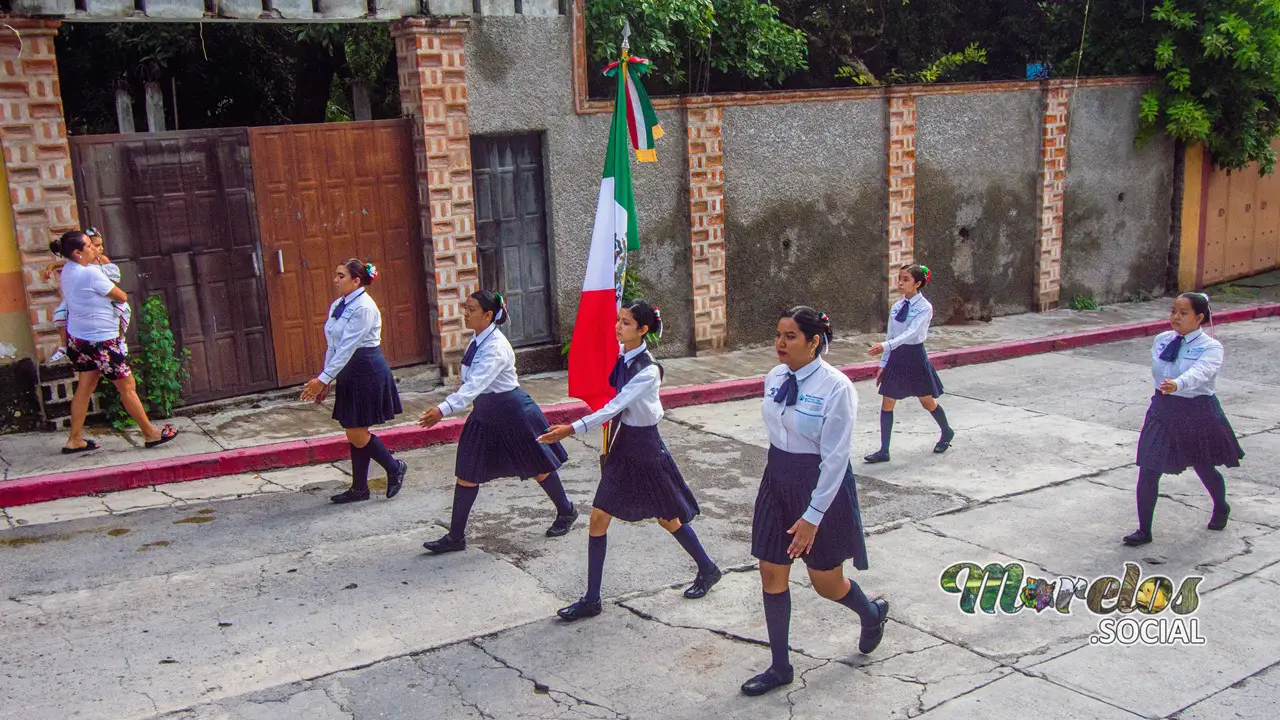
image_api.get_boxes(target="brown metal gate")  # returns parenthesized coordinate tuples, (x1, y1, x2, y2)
(249, 120, 431, 386)
(71, 130, 277, 404)
(1202, 138, 1280, 285)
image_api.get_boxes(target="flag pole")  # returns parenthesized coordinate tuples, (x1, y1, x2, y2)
(602, 20, 631, 459)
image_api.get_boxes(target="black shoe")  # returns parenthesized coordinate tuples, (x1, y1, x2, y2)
(330, 488, 371, 504)
(386, 460, 407, 499)
(859, 599, 889, 654)
(683, 566, 723, 599)
(934, 429, 955, 454)
(1123, 529, 1152, 546)
(740, 667, 794, 696)
(423, 533, 466, 554)
(1208, 504, 1231, 531)
(864, 450, 890, 464)
(546, 503, 579, 538)
(557, 598, 603, 621)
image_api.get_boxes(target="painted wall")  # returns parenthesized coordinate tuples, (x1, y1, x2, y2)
(722, 100, 887, 345)
(1061, 85, 1174, 304)
(0, 154, 41, 432)
(914, 91, 1042, 322)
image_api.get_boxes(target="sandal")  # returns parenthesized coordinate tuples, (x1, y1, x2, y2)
(145, 425, 178, 449)
(61, 439, 101, 455)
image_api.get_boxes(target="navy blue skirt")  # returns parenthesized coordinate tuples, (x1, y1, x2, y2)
(752, 446, 869, 572)
(593, 423, 700, 523)
(332, 347, 402, 429)
(1136, 393, 1244, 475)
(455, 388, 569, 483)
(879, 343, 945, 400)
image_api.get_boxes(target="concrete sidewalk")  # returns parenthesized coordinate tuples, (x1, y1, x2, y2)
(2, 296, 1278, 506)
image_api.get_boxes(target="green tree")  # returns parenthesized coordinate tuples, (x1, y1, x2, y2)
(1139, 0, 1280, 172)
(585, 0, 808, 95)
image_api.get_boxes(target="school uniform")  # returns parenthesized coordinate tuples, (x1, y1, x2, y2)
(753, 358, 868, 571)
(741, 356, 885, 697)
(438, 323, 568, 483)
(1137, 330, 1244, 474)
(322, 288, 402, 429)
(556, 341, 719, 620)
(573, 342, 700, 523)
(878, 293, 944, 400)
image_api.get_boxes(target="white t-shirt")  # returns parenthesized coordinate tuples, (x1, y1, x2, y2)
(62, 262, 123, 342)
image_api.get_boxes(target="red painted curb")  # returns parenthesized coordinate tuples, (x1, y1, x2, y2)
(3, 303, 1277, 508)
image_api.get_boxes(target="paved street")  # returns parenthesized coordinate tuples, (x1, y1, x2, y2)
(3, 316, 1280, 720)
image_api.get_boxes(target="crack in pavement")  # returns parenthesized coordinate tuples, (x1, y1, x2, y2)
(319, 682, 357, 720)
(1167, 655, 1280, 718)
(783, 658, 828, 720)
(470, 639, 626, 719)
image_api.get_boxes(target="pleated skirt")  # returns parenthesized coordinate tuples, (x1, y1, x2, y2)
(879, 343, 945, 400)
(455, 388, 569, 483)
(751, 446, 869, 572)
(593, 423, 700, 523)
(332, 347, 402, 429)
(1136, 392, 1244, 475)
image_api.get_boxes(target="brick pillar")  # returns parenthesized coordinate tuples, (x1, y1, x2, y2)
(1036, 87, 1070, 311)
(0, 19, 78, 363)
(687, 106, 727, 353)
(391, 17, 477, 372)
(887, 94, 917, 307)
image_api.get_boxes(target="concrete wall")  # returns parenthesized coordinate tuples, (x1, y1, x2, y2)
(915, 91, 1042, 322)
(466, 17, 693, 358)
(1061, 85, 1174, 304)
(722, 100, 887, 346)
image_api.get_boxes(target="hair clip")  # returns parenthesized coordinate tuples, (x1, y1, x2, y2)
(84, 227, 100, 238)
(364, 263, 378, 279)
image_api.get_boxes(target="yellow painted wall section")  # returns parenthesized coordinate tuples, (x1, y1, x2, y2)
(0, 154, 36, 361)
(1178, 143, 1204, 292)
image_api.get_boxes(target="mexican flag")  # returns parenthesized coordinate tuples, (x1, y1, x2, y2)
(568, 56, 662, 412)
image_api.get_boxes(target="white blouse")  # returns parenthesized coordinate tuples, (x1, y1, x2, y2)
(572, 343, 663, 434)
(438, 323, 520, 416)
(1151, 329, 1222, 398)
(881, 293, 934, 367)
(762, 357, 857, 527)
(319, 289, 382, 384)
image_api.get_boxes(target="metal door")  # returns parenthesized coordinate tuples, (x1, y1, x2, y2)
(71, 129, 276, 404)
(249, 120, 430, 385)
(471, 134, 554, 347)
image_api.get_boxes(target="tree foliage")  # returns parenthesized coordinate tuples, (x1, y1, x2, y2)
(1139, 0, 1280, 172)
(57, 23, 397, 135)
(585, 0, 808, 94)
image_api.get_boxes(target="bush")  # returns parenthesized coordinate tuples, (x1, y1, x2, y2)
(96, 295, 190, 428)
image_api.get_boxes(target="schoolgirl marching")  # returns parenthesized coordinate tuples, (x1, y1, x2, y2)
(742, 306, 887, 697)
(1124, 292, 1243, 546)
(539, 300, 723, 620)
(865, 264, 955, 464)
(301, 260, 408, 504)
(419, 290, 578, 553)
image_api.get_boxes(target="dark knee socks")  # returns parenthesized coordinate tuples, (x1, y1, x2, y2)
(537, 471, 574, 515)
(585, 534, 608, 602)
(1194, 464, 1228, 513)
(349, 443, 370, 493)
(449, 483, 480, 539)
(1137, 468, 1161, 534)
(835, 578, 879, 625)
(879, 410, 894, 452)
(931, 405, 953, 437)
(365, 434, 398, 475)
(671, 524, 717, 575)
(763, 589, 792, 673)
